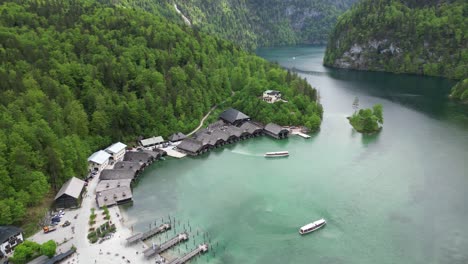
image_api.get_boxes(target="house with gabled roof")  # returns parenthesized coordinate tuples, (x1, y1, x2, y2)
(88, 150, 111, 172)
(54, 177, 86, 208)
(219, 108, 250, 126)
(105, 142, 127, 162)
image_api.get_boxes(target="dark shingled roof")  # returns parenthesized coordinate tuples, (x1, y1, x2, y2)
(168, 132, 187, 142)
(123, 151, 156, 163)
(210, 130, 229, 142)
(113, 161, 143, 172)
(44, 248, 76, 264)
(224, 125, 243, 137)
(207, 120, 226, 130)
(100, 169, 136, 181)
(264, 123, 288, 135)
(219, 108, 250, 124)
(0, 226, 22, 243)
(177, 138, 203, 153)
(240, 121, 263, 134)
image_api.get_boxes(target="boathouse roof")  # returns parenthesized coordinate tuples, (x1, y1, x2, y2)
(113, 161, 143, 172)
(207, 120, 226, 130)
(105, 142, 127, 154)
(177, 138, 203, 153)
(100, 169, 136, 181)
(264, 123, 288, 135)
(140, 136, 164, 147)
(96, 186, 132, 208)
(54, 177, 86, 200)
(96, 179, 132, 193)
(240, 121, 263, 134)
(224, 125, 243, 137)
(44, 248, 76, 264)
(168, 132, 187, 142)
(219, 108, 250, 124)
(123, 151, 156, 163)
(210, 130, 229, 141)
(0, 226, 22, 243)
(88, 150, 111, 165)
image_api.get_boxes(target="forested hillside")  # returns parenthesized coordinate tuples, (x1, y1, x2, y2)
(0, 0, 322, 226)
(166, 0, 357, 50)
(324, 0, 467, 83)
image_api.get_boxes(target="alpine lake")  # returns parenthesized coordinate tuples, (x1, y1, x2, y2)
(123, 47, 468, 264)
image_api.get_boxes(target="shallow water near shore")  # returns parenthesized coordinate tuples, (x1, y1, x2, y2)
(123, 46, 468, 264)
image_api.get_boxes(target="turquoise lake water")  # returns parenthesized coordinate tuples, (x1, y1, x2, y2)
(124, 47, 468, 264)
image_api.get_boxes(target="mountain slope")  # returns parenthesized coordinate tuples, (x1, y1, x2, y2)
(0, 0, 322, 225)
(324, 0, 467, 80)
(172, 0, 357, 49)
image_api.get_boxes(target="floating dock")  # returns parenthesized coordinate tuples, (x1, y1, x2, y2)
(291, 131, 311, 139)
(167, 244, 209, 264)
(143, 232, 189, 258)
(126, 223, 171, 244)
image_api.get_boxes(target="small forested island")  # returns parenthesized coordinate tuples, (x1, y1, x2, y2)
(348, 103, 383, 133)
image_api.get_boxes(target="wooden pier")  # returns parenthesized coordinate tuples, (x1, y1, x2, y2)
(143, 232, 189, 258)
(126, 223, 171, 244)
(167, 244, 209, 264)
(291, 131, 311, 139)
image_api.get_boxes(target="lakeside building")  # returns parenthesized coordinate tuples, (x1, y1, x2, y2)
(0, 226, 23, 258)
(139, 136, 164, 148)
(99, 169, 137, 181)
(264, 123, 289, 139)
(177, 109, 265, 156)
(113, 161, 144, 174)
(54, 177, 86, 209)
(168, 132, 187, 142)
(105, 142, 127, 162)
(219, 108, 250, 126)
(262, 90, 285, 103)
(87, 150, 111, 172)
(96, 179, 132, 193)
(96, 186, 132, 208)
(124, 151, 159, 165)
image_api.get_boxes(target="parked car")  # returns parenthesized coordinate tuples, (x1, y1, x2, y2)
(62, 220, 71, 227)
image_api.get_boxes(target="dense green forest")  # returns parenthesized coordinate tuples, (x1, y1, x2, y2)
(161, 0, 357, 50)
(0, 0, 322, 226)
(348, 104, 383, 133)
(324, 0, 467, 81)
(450, 78, 468, 102)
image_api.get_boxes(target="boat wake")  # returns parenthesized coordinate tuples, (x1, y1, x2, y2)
(230, 150, 262, 157)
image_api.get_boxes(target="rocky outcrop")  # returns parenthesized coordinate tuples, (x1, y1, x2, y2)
(324, 0, 467, 79)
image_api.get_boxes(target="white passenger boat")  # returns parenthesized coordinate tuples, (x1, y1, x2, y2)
(264, 151, 289, 157)
(299, 218, 326, 235)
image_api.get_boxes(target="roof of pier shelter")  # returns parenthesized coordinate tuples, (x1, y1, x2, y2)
(207, 120, 226, 130)
(96, 179, 132, 193)
(177, 138, 203, 153)
(54, 177, 86, 200)
(210, 129, 229, 141)
(139, 136, 164, 147)
(113, 161, 143, 172)
(219, 108, 250, 124)
(123, 151, 156, 163)
(96, 186, 132, 208)
(99, 169, 136, 181)
(223, 125, 243, 137)
(264, 123, 288, 135)
(240, 121, 263, 134)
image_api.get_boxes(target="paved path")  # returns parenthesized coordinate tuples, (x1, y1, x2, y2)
(186, 105, 219, 137)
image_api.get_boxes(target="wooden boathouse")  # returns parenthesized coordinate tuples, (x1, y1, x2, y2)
(264, 123, 289, 139)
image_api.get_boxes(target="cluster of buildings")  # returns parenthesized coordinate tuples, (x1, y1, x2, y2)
(176, 108, 289, 156)
(262, 90, 287, 104)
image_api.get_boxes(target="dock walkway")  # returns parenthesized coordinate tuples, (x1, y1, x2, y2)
(126, 223, 171, 244)
(167, 244, 209, 264)
(143, 232, 189, 258)
(291, 131, 311, 139)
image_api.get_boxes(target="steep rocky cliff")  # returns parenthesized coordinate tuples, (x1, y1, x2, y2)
(324, 0, 467, 81)
(174, 0, 357, 49)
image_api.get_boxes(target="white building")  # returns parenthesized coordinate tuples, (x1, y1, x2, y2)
(105, 142, 127, 162)
(0, 226, 23, 257)
(87, 150, 111, 172)
(262, 90, 283, 103)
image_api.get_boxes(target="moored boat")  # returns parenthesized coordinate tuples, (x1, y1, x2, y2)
(264, 151, 289, 157)
(299, 218, 326, 235)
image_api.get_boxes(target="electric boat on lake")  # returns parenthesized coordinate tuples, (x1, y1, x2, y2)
(299, 218, 326, 235)
(264, 151, 289, 157)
